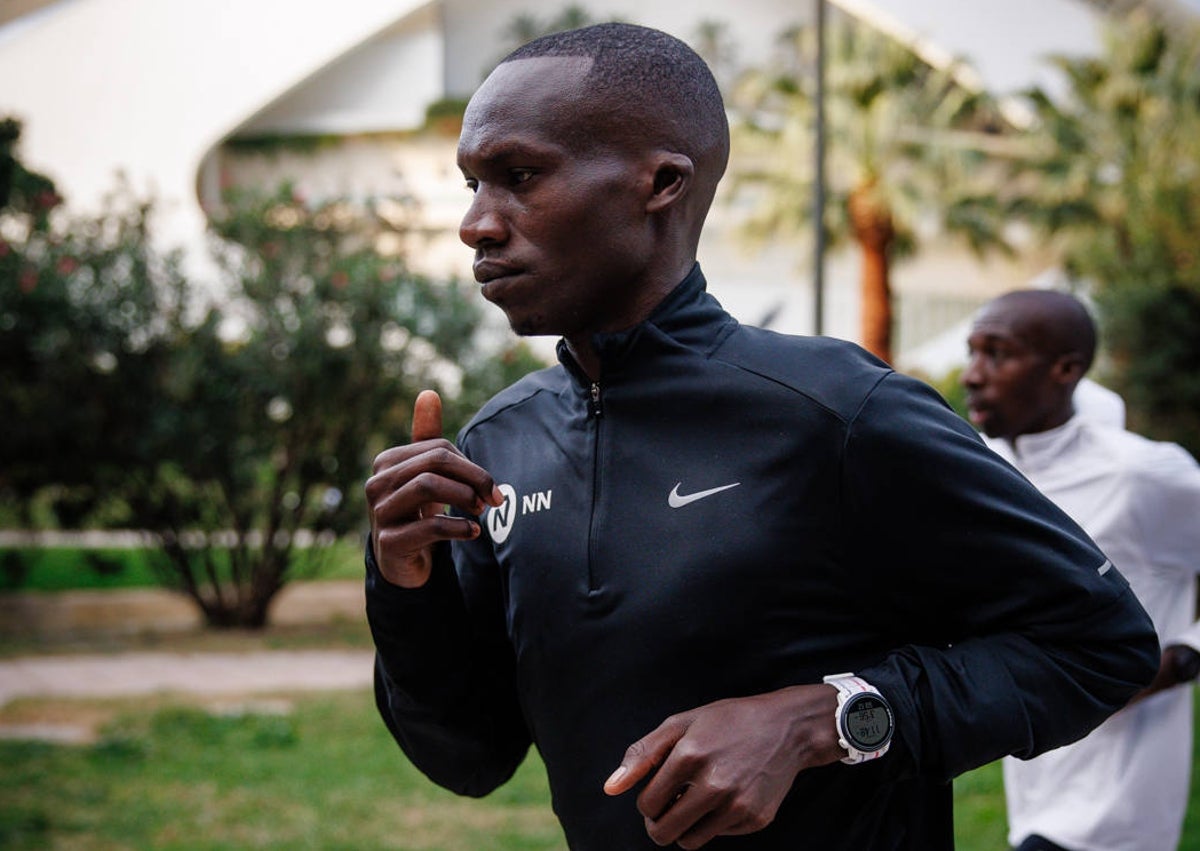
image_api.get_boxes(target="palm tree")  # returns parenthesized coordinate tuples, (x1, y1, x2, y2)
(1004, 12, 1200, 276)
(1003, 10, 1200, 453)
(731, 14, 1014, 364)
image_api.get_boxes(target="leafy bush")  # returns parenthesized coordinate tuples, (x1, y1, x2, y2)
(0, 121, 546, 625)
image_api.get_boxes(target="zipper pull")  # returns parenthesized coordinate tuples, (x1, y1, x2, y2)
(589, 382, 603, 418)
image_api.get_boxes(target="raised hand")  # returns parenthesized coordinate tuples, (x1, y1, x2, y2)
(365, 389, 504, 587)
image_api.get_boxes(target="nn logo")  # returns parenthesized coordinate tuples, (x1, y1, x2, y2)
(487, 484, 553, 544)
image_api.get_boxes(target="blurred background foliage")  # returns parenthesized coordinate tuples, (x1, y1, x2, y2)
(0, 120, 545, 627)
(2, 7, 1200, 625)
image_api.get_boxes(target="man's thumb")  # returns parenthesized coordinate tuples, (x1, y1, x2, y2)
(603, 733, 674, 796)
(412, 390, 443, 443)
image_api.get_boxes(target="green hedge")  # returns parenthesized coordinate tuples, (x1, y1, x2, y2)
(0, 540, 364, 592)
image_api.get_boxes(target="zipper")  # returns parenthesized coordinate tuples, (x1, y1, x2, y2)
(587, 380, 603, 592)
(588, 381, 603, 418)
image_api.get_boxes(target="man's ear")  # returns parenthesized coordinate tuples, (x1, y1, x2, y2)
(1053, 353, 1088, 386)
(645, 152, 694, 213)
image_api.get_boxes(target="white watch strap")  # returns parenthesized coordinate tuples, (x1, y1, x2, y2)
(823, 672, 891, 764)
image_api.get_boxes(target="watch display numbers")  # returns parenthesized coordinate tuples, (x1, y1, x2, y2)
(846, 696, 892, 748)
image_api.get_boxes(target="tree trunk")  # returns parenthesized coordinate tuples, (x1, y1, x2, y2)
(859, 240, 892, 364)
(156, 536, 283, 630)
(847, 180, 896, 365)
(194, 582, 279, 629)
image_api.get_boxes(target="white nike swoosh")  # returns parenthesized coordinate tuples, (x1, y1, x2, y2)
(668, 482, 741, 508)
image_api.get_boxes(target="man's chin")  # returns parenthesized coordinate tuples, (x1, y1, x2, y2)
(968, 409, 1000, 437)
(505, 313, 549, 338)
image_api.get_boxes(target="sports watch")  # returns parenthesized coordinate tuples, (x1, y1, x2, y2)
(822, 673, 894, 764)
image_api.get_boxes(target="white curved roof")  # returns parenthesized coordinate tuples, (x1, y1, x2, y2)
(0, 0, 430, 273)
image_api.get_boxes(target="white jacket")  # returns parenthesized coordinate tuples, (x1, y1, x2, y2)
(989, 416, 1200, 851)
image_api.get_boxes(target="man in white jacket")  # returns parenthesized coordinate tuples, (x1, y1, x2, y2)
(963, 289, 1200, 851)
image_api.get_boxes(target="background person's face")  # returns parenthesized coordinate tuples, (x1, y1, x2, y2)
(457, 57, 656, 342)
(962, 305, 1063, 439)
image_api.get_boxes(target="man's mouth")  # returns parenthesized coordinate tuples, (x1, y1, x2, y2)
(473, 260, 521, 285)
(965, 398, 989, 426)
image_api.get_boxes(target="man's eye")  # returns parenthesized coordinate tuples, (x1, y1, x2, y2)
(464, 178, 479, 193)
(510, 169, 535, 185)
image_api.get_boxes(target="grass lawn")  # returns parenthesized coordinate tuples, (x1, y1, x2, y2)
(0, 540, 365, 592)
(0, 691, 567, 851)
(954, 761, 1009, 850)
(2, 588, 1199, 849)
(2, 687, 1200, 849)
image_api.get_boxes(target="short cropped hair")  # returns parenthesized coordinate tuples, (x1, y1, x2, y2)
(1002, 290, 1099, 372)
(503, 23, 730, 178)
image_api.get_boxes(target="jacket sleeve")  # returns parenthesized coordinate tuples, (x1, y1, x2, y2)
(365, 537, 531, 797)
(844, 372, 1159, 783)
(1127, 441, 1200, 651)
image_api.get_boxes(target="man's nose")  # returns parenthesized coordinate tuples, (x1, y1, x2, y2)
(459, 190, 507, 248)
(961, 355, 984, 388)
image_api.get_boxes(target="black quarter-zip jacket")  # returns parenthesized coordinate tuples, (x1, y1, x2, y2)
(367, 265, 1158, 850)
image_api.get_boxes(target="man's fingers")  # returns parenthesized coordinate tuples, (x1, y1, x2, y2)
(604, 723, 683, 797)
(368, 467, 487, 527)
(367, 389, 504, 590)
(376, 515, 481, 554)
(397, 390, 503, 509)
(412, 389, 443, 443)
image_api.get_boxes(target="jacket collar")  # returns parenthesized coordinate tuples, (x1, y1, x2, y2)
(1010, 415, 1088, 470)
(555, 263, 737, 376)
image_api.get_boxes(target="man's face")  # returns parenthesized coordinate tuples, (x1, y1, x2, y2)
(962, 302, 1063, 439)
(456, 57, 654, 341)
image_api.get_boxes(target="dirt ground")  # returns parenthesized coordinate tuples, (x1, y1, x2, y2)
(0, 578, 366, 640)
(0, 580, 375, 743)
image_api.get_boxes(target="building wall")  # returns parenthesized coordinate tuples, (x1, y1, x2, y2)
(0, 0, 432, 285)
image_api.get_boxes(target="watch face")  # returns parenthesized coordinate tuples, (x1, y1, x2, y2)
(843, 693, 893, 751)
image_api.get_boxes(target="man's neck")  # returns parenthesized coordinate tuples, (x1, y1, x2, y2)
(562, 261, 699, 381)
(564, 337, 602, 382)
